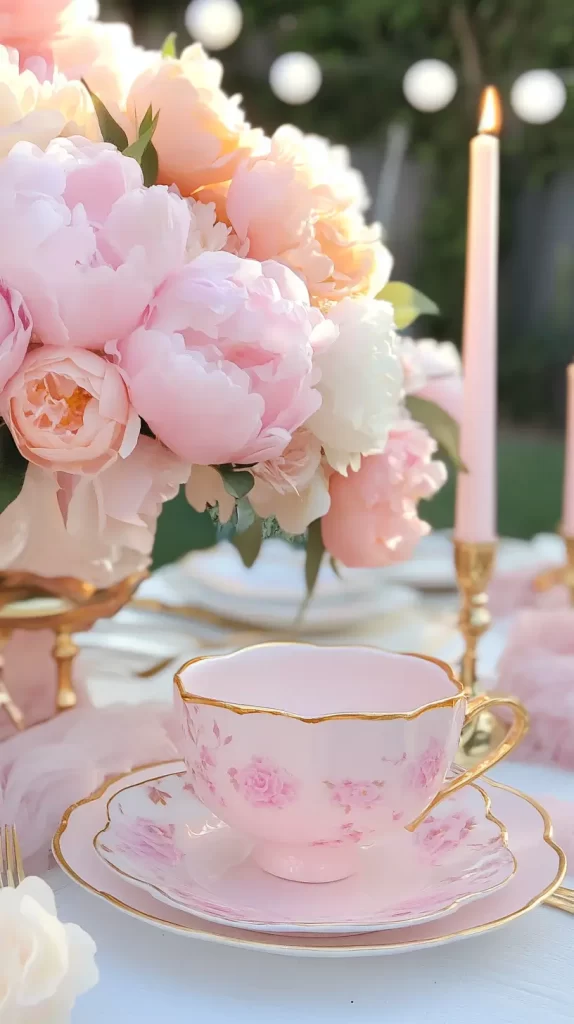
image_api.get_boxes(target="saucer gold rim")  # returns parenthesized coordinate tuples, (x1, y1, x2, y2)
(175, 644, 465, 724)
(53, 761, 566, 954)
(92, 766, 517, 933)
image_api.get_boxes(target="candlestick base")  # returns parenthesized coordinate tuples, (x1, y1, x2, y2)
(454, 540, 497, 696)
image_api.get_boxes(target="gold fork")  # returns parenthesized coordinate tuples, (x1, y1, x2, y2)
(0, 825, 25, 887)
(546, 886, 574, 913)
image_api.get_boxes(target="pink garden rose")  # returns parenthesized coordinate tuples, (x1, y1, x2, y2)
(0, 137, 191, 349)
(0, 438, 187, 586)
(119, 251, 335, 466)
(321, 423, 447, 568)
(2, 346, 140, 474)
(249, 429, 331, 534)
(126, 44, 261, 196)
(225, 125, 391, 305)
(0, 281, 32, 391)
(229, 757, 298, 809)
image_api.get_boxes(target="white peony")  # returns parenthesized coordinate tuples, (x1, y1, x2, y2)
(308, 296, 403, 474)
(400, 336, 462, 394)
(185, 198, 230, 262)
(249, 429, 331, 534)
(0, 876, 98, 1023)
(0, 47, 97, 159)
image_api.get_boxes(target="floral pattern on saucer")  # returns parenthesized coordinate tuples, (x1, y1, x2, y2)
(94, 770, 517, 936)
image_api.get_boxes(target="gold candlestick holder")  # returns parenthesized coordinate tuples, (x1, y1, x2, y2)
(533, 534, 574, 604)
(454, 540, 510, 765)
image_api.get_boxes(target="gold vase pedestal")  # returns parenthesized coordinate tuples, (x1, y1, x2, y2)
(0, 570, 147, 731)
(454, 539, 516, 768)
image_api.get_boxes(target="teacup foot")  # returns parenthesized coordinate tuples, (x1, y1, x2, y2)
(253, 841, 361, 883)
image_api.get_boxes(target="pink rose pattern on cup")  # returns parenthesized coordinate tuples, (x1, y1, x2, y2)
(178, 700, 452, 825)
(228, 757, 299, 809)
(324, 778, 385, 815)
(181, 702, 232, 807)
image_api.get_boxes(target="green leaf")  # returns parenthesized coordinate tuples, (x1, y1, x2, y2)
(377, 282, 439, 330)
(122, 111, 160, 165)
(81, 80, 128, 150)
(304, 518, 325, 600)
(231, 517, 263, 568)
(217, 466, 255, 500)
(140, 142, 159, 187)
(161, 32, 177, 58)
(235, 497, 256, 532)
(329, 555, 342, 580)
(405, 395, 467, 472)
(138, 104, 154, 137)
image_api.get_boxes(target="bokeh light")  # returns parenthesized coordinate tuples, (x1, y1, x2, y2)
(269, 51, 322, 105)
(184, 0, 243, 51)
(403, 59, 457, 113)
(510, 69, 566, 124)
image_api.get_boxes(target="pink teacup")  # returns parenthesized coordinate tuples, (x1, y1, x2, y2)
(174, 644, 527, 883)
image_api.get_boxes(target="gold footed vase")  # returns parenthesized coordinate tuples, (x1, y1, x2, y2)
(0, 570, 147, 730)
(454, 540, 528, 767)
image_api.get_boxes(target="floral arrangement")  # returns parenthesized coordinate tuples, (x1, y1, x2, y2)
(0, 0, 462, 595)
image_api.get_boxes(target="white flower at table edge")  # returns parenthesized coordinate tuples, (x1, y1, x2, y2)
(0, 875, 98, 1024)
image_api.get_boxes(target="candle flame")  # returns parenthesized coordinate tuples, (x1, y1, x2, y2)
(478, 86, 502, 136)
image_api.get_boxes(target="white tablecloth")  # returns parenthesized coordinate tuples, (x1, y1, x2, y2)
(49, 578, 574, 1024)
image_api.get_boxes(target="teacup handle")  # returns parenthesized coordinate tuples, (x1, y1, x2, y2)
(405, 693, 529, 832)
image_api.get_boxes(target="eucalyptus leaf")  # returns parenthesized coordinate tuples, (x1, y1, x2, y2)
(217, 466, 255, 500)
(161, 32, 178, 58)
(123, 112, 160, 165)
(405, 395, 467, 472)
(377, 282, 439, 330)
(304, 518, 325, 601)
(231, 517, 263, 568)
(81, 80, 128, 150)
(235, 497, 256, 532)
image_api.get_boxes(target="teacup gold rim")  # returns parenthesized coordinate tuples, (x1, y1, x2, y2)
(91, 768, 517, 931)
(174, 643, 465, 723)
(52, 760, 567, 954)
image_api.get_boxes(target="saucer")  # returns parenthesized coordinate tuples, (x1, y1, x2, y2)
(93, 768, 516, 935)
(180, 542, 419, 631)
(54, 761, 565, 956)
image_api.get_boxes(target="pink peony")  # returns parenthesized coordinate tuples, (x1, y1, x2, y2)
(232, 756, 298, 809)
(321, 423, 447, 568)
(2, 346, 140, 474)
(0, 437, 187, 586)
(0, 0, 94, 55)
(401, 338, 463, 423)
(0, 282, 32, 392)
(126, 44, 261, 196)
(51, 19, 155, 107)
(0, 137, 191, 349)
(119, 251, 334, 466)
(225, 125, 391, 305)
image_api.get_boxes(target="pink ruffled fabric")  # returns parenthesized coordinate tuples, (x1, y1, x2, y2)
(496, 608, 574, 769)
(0, 699, 179, 873)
